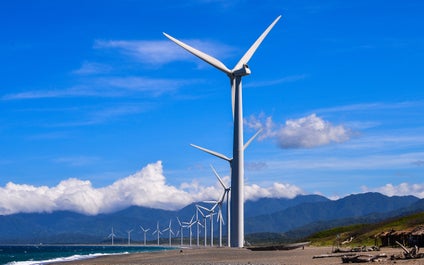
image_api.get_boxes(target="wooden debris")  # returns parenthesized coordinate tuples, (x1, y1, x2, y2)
(391, 241, 424, 260)
(341, 253, 387, 263)
(313, 253, 357, 259)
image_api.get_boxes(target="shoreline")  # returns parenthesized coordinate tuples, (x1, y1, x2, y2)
(52, 246, 424, 265)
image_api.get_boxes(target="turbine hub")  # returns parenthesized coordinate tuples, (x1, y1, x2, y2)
(232, 64, 251, 77)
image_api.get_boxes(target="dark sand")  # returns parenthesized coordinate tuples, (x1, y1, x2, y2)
(55, 246, 424, 265)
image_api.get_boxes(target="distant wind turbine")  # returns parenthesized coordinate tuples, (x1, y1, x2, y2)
(211, 165, 230, 247)
(127, 229, 133, 245)
(197, 206, 208, 247)
(164, 16, 281, 247)
(140, 225, 150, 246)
(198, 204, 217, 247)
(176, 217, 184, 246)
(108, 227, 116, 246)
(162, 219, 175, 246)
(182, 215, 195, 247)
(152, 221, 163, 246)
(195, 205, 204, 247)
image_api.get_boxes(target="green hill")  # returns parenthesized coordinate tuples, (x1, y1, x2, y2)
(307, 211, 424, 247)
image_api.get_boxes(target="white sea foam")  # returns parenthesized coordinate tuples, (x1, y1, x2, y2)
(6, 252, 128, 265)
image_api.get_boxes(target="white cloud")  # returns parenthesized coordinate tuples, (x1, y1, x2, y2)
(0, 161, 303, 215)
(245, 183, 304, 201)
(361, 183, 424, 198)
(246, 113, 352, 148)
(95, 39, 235, 66)
(72, 62, 112, 75)
(2, 75, 190, 100)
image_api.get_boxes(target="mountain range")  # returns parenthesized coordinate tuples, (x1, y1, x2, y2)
(0, 192, 422, 244)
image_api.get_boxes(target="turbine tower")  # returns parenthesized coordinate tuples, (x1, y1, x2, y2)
(211, 165, 231, 247)
(163, 219, 175, 246)
(127, 229, 133, 245)
(152, 221, 162, 246)
(140, 225, 150, 246)
(164, 15, 281, 247)
(108, 227, 116, 246)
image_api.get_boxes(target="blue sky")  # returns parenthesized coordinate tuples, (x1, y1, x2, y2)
(1, 0, 424, 215)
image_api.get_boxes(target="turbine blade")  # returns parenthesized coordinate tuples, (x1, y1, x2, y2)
(219, 191, 226, 203)
(190, 144, 232, 162)
(210, 164, 228, 189)
(163, 32, 232, 75)
(204, 200, 218, 204)
(232, 15, 282, 71)
(197, 204, 211, 212)
(244, 128, 263, 151)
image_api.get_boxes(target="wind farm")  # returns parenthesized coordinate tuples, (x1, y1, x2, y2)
(164, 15, 281, 248)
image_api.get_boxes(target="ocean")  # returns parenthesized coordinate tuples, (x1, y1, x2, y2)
(0, 245, 172, 265)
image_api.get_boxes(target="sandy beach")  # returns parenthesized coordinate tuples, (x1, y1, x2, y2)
(55, 246, 424, 265)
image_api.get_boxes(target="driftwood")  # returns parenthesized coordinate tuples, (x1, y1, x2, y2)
(313, 253, 357, 259)
(333, 246, 380, 253)
(391, 241, 424, 260)
(341, 253, 387, 263)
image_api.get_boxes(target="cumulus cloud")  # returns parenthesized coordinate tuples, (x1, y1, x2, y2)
(245, 113, 352, 148)
(245, 183, 304, 201)
(0, 161, 303, 216)
(361, 183, 424, 198)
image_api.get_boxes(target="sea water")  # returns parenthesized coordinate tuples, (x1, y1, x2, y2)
(0, 245, 171, 265)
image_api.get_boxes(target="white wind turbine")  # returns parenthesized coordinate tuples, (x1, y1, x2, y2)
(197, 206, 208, 247)
(182, 215, 195, 247)
(198, 204, 217, 247)
(108, 227, 116, 246)
(152, 221, 163, 246)
(164, 15, 281, 247)
(127, 229, 133, 245)
(162, 219, 175, 246)
(211, 165, 230, 247)
(195, 205, 205, 247)
(140, 226, 150, 246)
(176, 217, 184, 246)
(206, 193, 226, 247)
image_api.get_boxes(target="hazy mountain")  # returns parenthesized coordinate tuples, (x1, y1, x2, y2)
(245, 192, 419, 234)
(244, 194, 329, 217)
(0, 193, 420, 244)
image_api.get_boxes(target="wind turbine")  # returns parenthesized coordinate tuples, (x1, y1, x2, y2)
(216, 203, 225, 247)
(108, 227, 116, 246)
(206, 192, 226, 247)
(164, 15, 281, 248)
(176, 217, 184, 246)
(195, 205, 204, 247)
(198, 204, 217, 247)
(127, 229, 133, 245)
(211, 165, 231, 247)
(182, 215, 195, 247)
(140, 225, 150, 246)
(152, 221, 163, 246)
(162, 219, 175, 246)
(197, 205, 208, 247)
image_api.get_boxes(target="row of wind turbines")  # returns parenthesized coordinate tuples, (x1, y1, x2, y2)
(107, 15, 281, 248)
(107, 166, 231, 247)
(163, 15, 282, 247)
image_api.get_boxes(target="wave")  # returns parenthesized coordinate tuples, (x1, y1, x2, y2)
(6, 251, 128, 265)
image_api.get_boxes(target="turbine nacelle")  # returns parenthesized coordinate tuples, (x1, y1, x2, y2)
(231, 64, 251, 77)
